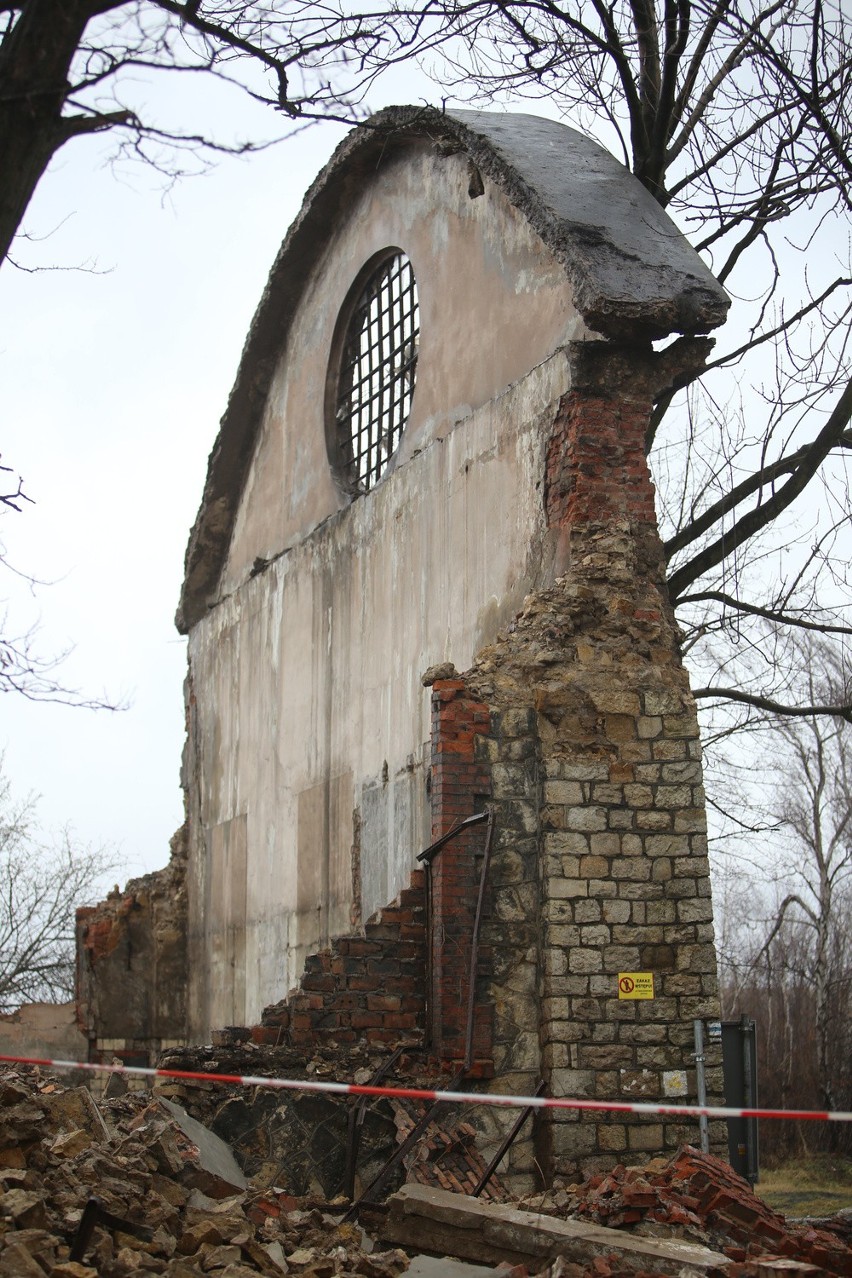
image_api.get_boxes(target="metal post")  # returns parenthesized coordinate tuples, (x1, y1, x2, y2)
(693, 1018, 709, 1154)
(741, 1014, 759, 1183)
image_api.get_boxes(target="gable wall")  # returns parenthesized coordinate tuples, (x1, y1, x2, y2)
(185, 351, 577, 1037)
(218, 143, 589, 597)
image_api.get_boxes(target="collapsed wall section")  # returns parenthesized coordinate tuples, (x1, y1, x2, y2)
(421, 344, 724, 1182)
(75, 826, 188, 1069)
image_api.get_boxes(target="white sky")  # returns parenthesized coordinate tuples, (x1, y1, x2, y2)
(0, 46, 847, 898)
(0, 74, 363, 882)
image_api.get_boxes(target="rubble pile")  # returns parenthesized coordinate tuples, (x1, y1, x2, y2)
(1, 1067, 850, 1278)
(0, 1068, 410, 1277)
(518, 1149, 852, 1276)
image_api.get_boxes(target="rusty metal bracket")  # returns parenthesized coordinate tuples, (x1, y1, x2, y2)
(465, 808, 495, 1071)
(416, 811, 489, 866)
(70, 1196, 154, 1262)
(472, 1079, 546, 1196)
(342, 1042, 408, 1201)
(343, 1065, 468, 1220)
(416, 810, 490, 1053)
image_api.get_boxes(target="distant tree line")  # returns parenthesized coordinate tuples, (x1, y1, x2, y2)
(715, 637, 852, 1160)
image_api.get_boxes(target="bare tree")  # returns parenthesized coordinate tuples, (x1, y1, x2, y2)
(715, 636, 852, 1152)
(367, 0, 852, 718)
(1, 459, 118, 705)
(3, 1, 851, 721)
(0, 765, 117, 1011)
(0, 0, 386, 267)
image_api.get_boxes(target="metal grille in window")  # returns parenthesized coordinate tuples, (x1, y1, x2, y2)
(334, 253, 419, 492)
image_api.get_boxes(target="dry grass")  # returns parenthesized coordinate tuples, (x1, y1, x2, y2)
(755, 1155, 852, 1218)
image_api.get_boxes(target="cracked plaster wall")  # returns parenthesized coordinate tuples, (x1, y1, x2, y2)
(182, 143, 596, 1037)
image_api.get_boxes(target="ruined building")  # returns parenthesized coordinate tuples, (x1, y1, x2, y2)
(77, 107, 730, 1184)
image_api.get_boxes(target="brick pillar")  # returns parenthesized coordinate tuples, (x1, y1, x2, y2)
(544, 387, 657, 531)
(428, 678, 493, 1067)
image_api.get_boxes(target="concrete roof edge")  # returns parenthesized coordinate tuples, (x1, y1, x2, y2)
(176, 105, 729, 633)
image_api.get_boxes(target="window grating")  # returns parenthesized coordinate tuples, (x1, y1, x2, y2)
(333, 252, 419, 493)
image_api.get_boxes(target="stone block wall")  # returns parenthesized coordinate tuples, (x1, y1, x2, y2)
(420, 344, 725, 1182)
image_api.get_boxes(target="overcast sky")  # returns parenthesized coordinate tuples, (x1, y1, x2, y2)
(1, 44, 847, 900)
(1, 59, 550, 889)
(0, 72, 366, 884)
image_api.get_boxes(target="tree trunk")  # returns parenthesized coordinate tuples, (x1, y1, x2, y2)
(0, 0, 97, 264)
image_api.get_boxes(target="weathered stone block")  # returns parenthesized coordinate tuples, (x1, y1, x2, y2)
(578, 1044, 634, 1069)
(549, 1120, 598, 1157)
(623, 1023, 667, 1043)
(628, 1122, 666, 1150)
(573, 899, 602, 923)
(587, 878, 619, 898)
(623, 784, 653, 807)
(607, 809, 634, 829)
(588, 833, 620, 857)
(544, 780, 585, 805)
(646, 900, 677, 923)
(559, 762, 610, 781)
(634, 763, 664, 783)
(617, 881, 663, 900)
(673, 809, 707, 833)
(598, 1122, 628, 1150)
(603, 945, 640, 969)
(605, 714, 637, 742)
(494, 883, 539, 921)
(643, 690, 683, 715)
(568, 948, 603, 974)
(636, 811, 673, 830)
(590, 690, 641, 715)
(545, 831, 591, 855)
(672, 855, 710, 877)
(547, 878, 590, 899)
(662, 714, 699, 739)
(677, 898, 714, 923)
(655, 785, 693, 808)
(580, 924, 611, 947)
(601, 900, 631, 924)
(636, 716, 663, 739)
(652, 740, 688, 760)
(565, 806, 608, 831)
(664, 976, 705, 996)
(661, 761, 702, 783)
(579, 854, 610, 877)
(545, 925, 581, 947)
(610, 858, 651, 881)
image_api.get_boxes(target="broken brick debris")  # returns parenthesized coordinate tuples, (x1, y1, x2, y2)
(513, 1149, 852, 1277)
(0, 1067, 410, 1276)
(390, 1102, 505, 1201)
(381, 1182, 728, 1275)
(2, 1066, 850, 1278)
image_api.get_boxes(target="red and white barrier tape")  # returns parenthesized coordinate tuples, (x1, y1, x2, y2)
(1, 1054, 850, 1124)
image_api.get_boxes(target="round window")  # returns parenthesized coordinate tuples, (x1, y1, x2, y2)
(328, 250, 419, 493)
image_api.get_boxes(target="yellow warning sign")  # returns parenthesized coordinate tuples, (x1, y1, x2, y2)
(617, 972, 654, 1000)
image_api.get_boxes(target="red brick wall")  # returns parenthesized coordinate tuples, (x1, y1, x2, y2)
(256, 870, 427, 1049)
(545, 389, 657, 529)
(428, 679, 494, 1067)
(255, 676, 498, 1073)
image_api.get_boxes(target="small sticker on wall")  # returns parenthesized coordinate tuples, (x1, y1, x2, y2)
(617, 972, 654, 999)
(663, 1069, 689, 1097)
